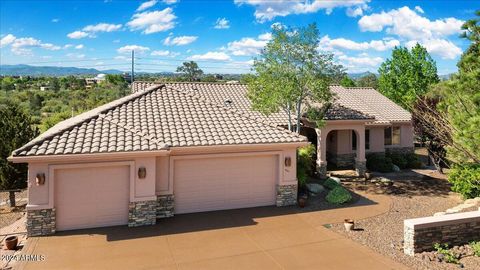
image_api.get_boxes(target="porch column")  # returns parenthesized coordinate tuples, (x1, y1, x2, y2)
(315, 128, 328, 178)
(354, 126, 367, 176)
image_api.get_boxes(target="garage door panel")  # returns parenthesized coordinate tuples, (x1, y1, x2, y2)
(55, 165, 130, 231)
(174, 155, 278, 214)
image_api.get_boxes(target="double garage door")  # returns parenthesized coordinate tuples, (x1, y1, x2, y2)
(54, 154, 278, 231)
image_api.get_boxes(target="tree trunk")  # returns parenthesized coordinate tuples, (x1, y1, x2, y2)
(287, 103, 293, 132)
(9, 191, 16, 207)
(295, 100, 302, 134)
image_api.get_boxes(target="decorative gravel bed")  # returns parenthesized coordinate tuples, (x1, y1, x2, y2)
(329, 176, 480, 270)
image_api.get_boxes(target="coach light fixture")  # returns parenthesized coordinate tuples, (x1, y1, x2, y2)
(36, 173, 46, 186)
(285, 157, 292, 167)
(138, 167, 147, 179)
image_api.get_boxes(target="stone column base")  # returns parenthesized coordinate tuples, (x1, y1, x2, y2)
(26, 208, 56, 236)
(355, 160, 367, 176)
(128, 200, 157, 227)
(316, 162, 328, 179)
(276, 184, 297, 206)
(157, 194, 174, 218)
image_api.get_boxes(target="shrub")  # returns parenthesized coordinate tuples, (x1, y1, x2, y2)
(323, 178, 340, 190)
(448, 164, 480, 199)
(325, 186, 352, 204)
(387, 152, 408, 169)
(366, 153, 394, 173)
(433, 243, 459, 264)
(470, 241, 480, 257)
(405, 152, 423, 169)
(297, 144, 316, 187)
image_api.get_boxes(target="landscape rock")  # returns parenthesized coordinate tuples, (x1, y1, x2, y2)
(329, 176, 341, 184)
(433, 212, 446, 216)
(392, 165, 401, 172)
(306, 183, 325, 194)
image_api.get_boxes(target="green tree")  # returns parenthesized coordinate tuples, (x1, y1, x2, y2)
(0, 102, 38, 206)
(378, 44, 439, 110)
(356, 73, 378, 88)
(340, 76, 356, 87)
(246, 23, 343, 133)
(176, 61, 204, 82)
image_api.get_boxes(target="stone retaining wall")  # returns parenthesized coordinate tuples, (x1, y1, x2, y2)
(128, 200, 157, 227)
(386, 147, 414, 155)
(157, 194, 174, 218)
(276, 184, 297, 206)
(329, 153, 356, 168)
(404, 211, 480, 255)
(26, 208, 56, 236)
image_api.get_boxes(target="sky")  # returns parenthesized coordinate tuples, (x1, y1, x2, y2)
(0, 0, 478, 75)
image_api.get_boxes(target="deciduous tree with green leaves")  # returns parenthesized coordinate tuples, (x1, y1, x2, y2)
(0, 101, 38, 206)
(340, 76, 356, 87)
(246, 23, 344, 133)
(378, 44, 439, 110)
(356, 73, 378, 89)
(176, 61, 204, 82)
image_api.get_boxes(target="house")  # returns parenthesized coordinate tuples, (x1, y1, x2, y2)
(9, 83, 307, 236)
(85, 73, 106, 89)
(9, 82, 413, 236)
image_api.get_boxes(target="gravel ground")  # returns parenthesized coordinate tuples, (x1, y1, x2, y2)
(0, 190, 27, 229)
(329, 175, 480, 270)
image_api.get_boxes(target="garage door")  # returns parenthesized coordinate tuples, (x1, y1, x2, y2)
(55, 165, 130, 231)
(174, 155, 278, 214)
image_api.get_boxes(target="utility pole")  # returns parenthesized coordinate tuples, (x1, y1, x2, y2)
(131, 50, 135, 83)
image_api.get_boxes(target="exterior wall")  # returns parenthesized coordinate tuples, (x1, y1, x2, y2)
(276, 184, 297, 206)
(336, 130, 353, 154)
(133, 157, 157, 202)
(26, 208, 56, 236)
(156, 194, 174, 218)
(384, 123, 415, 152)
(155, 156, 170, 194)
(404, 211, 480, 255)
(367, 127, 385, 153)
(26, 163, 50, 209)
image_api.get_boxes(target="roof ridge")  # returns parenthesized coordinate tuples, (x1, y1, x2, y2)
(13, 84, 164, 156)
(165, 84, 306, 140)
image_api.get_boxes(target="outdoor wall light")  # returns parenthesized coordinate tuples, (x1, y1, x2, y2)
(36, 173, 46, 186)
(285, 157, 292, 167)
(138, 167, 147, 179)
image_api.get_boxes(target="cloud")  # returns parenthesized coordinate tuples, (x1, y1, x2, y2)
(163, 35, 198, 46)
(0, 34, 16, 48)
(151, 50, 179, 57)
(66, 53, 86, 59)
(67, 31, 89, 39)
(406, 39, 462, 60)
(214, 18, 230, 29)
(346, 7, 363, 17)
(127, 8, 176, 34)
(226, 32, 272, 56)
(75, 44, 84, 49)
(51, 18, 60, 23)
(234, 0, 369, 22)
(117, 45, 150, 54)
(189, 51, 231, 61)
(163, 0, 177, 3)
(320, 35, 399, 51)
(358, 6, 463, 39)
(7, 37, 61, 55)
(358, 6, 464, 59)
(137, 0, 157, 11)
(83, 23, 122, 32)
(63, 44, 73, 49)
(414, 6, 424, 14)
(337, 54, 384, 72)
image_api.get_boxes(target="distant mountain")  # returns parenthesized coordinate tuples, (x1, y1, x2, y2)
(348, 71, 378, 79)
(0, 64, 123, 76)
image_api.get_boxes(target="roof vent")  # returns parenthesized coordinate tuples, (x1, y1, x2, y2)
(224, 99, 233, 106)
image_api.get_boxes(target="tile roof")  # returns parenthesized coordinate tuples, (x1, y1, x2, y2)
(13, 84, 306, 157)
(323, 104, 374, 120)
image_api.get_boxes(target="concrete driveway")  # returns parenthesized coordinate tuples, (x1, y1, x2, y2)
(19, 192, 407, 270)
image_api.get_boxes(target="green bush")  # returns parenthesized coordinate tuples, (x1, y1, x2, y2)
(366, 153, 394, 172)
(405, 152, 423, 169)
(433, 243, 459, 264)
(470, 241, 480, 257)
(323, 178, 340, 189)
(325, 186, 352, 204)
(387, 152, 408, 169)
(448, 164, 480, 199)
(297, 144, 316, 187)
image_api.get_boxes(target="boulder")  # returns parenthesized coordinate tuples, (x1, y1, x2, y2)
(329, 176, 341, 184)
(433, 212, 446, 216)
(306, 183, 325, 194)
(392, 164, 401, 172)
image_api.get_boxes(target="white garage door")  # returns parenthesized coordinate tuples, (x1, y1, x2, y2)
(55, 165, 130, 231)
(174, 155, 278, 214)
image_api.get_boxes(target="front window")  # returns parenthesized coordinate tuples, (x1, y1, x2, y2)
(384, 126, 401, 145)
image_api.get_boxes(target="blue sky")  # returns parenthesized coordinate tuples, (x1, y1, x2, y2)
(0, 0, 477, 75)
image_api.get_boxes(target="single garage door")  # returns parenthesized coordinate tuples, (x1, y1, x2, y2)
(174, 154, 278, 214)
(55, 165, 130, 231)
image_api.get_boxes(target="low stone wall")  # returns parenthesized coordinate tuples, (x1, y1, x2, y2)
(128, 200, 157, 227)
(276, 184, 297, 206)
(355, 160, 367, 176)
(26, 208, 56, 237)
(157, 194, 174, 218)
(404, 211, 480, 256)
(386, 147, 414, 155)
(329, 153, 356, 168)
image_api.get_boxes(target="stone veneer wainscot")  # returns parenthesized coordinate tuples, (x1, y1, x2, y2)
(276, 184, 297, 206)
(157, 194, 174, 218)
(26, 208, 56, 236)
(128, 200, 157, 227)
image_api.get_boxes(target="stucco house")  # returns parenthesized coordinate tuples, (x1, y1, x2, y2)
(9, 82, 413, 236)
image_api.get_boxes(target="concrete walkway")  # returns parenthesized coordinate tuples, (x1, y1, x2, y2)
(18, 191, 407, 270)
